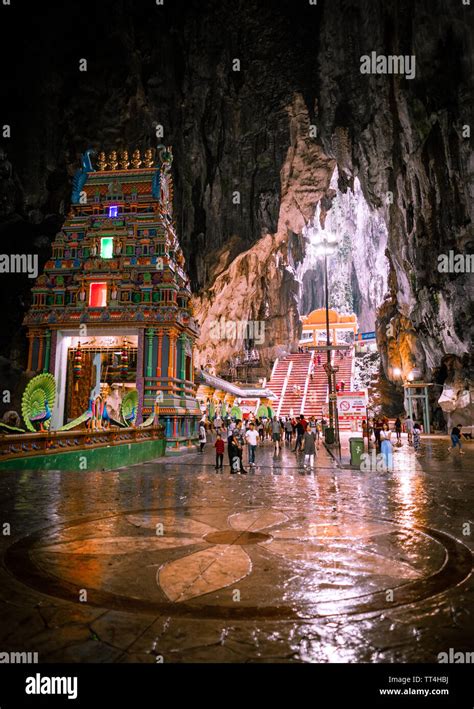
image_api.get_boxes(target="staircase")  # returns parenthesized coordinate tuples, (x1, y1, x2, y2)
(304, 351, 331, 417)
(333, 350, 353, 393)
(268, 353, 311, 417)
(268, 358, 291, 418)
(269, 348, 355, 421)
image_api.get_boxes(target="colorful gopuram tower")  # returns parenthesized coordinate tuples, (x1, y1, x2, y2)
(23, 146, 200, 453)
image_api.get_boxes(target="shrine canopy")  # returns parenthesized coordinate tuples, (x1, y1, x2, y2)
(300, 308, 358, 347)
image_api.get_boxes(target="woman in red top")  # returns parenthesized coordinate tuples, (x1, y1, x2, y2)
(214, 434, 225, 471)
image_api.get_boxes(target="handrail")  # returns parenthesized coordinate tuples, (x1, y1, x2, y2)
(301, 351, 314, 415)
(277, 360, 293, 417)
(270, 357, 279, 378)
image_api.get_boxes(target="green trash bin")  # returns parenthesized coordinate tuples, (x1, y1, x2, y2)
(349, 437, 365, 467)
(324, 426, 335, 444)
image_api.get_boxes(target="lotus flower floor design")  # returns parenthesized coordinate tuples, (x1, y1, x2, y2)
(33, 508, 425, 605)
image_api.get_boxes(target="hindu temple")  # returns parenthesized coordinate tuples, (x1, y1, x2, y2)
(22, 146, 200, 454)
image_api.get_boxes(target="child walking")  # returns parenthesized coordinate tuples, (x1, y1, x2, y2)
(303, 429, 316, 473)
(214, 433, 225, 471)
(198, 421, 206, 453)
(413, 422, 423, 455)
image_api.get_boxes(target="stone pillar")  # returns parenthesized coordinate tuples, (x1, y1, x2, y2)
(37, 333, 44, 373)
(179, 335, 186, 380)
(43, 330, 51, 373)
(136, 329, 145, 425)
(156, 331, 163, 377)
(49, 330, 57, 376)
(179, 334, 187, 399)
(146, 328, 155, 377)
(167, 330, 174, 377)
(27, 332, 34, 371)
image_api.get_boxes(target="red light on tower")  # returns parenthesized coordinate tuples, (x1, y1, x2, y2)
(89, 282, 107, 307)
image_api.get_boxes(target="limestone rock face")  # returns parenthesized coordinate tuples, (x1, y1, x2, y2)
(192, 93, 335, 368)
(315, 0, 473, 408)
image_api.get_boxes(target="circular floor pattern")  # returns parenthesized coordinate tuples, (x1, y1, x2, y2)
(4, 506, 472, 620)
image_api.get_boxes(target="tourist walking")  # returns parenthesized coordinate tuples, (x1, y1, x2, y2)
(395, 416, 402, 442)
(257, 418, 265, 443)
(234, 421, 249, 472)
(214, 433, 224, 471)
(303, 428, 316, 473)
(245, 422, 259, 467)
(293, 415, 307, 452)
(265, 418, 272, 441)
(447, 424, 465, 455)
(413, 422, 423, 455)
(228, 433, 240, 473)
(229, 432, 248, 474)
(227, 427, 235, 468)
(214, 415, 223, 437)
(374, 417, 382, 448)
(405, 416, 414, 446)
(198, 421, 206, 453)
(271, 416, 282, 454)
(314, 419, 321, 448)
(284, 417, 293, 445)
(380, 423, 393, 470)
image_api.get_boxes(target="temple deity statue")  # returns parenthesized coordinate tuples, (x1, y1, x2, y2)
(119, 150, 130, 170)
(108, 151, 119, 171)
(131, 149, 142, 169)
(97, 152, 107, 171)
(143, 148, 154, 167)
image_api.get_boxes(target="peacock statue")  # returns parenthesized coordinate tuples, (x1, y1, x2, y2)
(22, 373, 56, 432)
(139, 393, 161, 428)
(56, 398, 93, 432)
(121, 389, 139, 427)
(101, 399, 111, 428)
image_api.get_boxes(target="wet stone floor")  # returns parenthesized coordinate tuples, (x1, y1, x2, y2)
(0, 435, 472, 663)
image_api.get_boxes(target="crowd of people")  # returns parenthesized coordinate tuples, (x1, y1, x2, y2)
(362, 415, 423, 465)
(361, 415, 466, 467)
(198, 412, 466, 474)
(198, 413, 323, 474)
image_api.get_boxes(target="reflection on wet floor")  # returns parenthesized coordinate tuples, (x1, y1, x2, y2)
(0, 436, 472, 663)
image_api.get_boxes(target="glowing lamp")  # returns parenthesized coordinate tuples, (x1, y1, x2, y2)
(89, 282, 107, 307)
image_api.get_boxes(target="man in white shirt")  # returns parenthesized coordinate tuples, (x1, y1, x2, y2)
(405, 416, 414, 445)
(245, 422, 259, 467)
(214, 415, 223, 435)
(272, 416, 282, 454)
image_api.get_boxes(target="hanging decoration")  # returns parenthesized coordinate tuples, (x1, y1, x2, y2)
(73, 343, 83, 391)
(119, 344, 129, 380)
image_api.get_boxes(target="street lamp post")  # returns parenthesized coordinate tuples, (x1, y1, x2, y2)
(324, 249, 333, 431)
(311, 230, 340, 446)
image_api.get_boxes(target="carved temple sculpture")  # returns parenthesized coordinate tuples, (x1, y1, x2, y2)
(23, 146, 200, 454)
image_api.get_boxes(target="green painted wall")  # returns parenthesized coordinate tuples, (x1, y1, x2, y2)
(0, 438, 166, 472)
